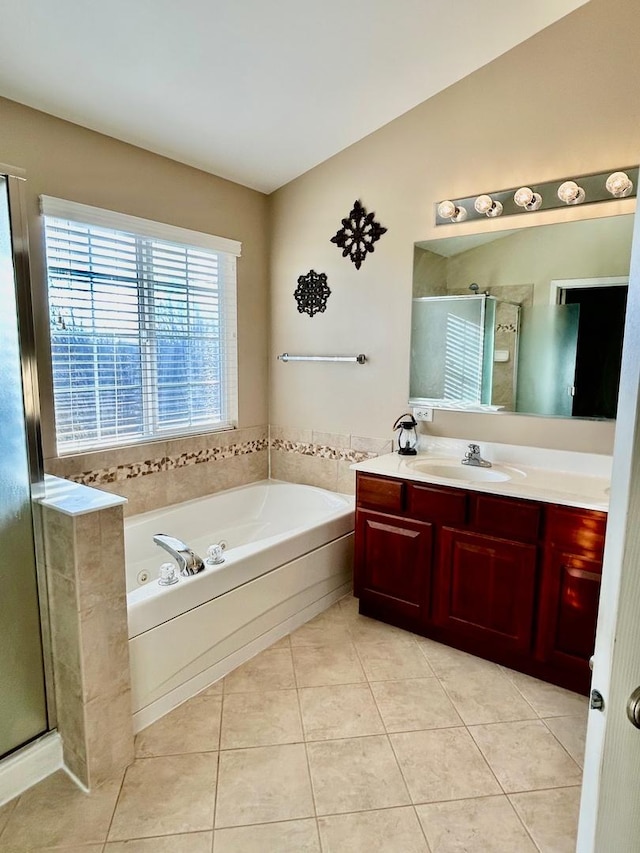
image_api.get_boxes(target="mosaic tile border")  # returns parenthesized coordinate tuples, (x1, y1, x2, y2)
(71, 438, 268, 486)
(269, 437, 375, 464)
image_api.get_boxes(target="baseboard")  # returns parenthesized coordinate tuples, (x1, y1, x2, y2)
(0, 731, 63, 806)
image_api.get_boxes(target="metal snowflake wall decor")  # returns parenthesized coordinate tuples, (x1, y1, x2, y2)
(330, 199, 387, 270)
(294, 269, 331, 317)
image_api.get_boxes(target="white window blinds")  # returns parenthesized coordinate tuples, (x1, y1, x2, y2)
(41, 197, 240, 454)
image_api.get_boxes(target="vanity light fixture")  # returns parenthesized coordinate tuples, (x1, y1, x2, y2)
(557, 180, 586, 205)
(606, 171, 634, 198)
(474, 194, 503, 218)
(514, 187, 543, 211)
(437, 200, 467, 222)
(435, 166, 638, 226)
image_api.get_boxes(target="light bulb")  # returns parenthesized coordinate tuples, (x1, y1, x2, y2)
(606, 171, 633, 198)
(474, 195, 503, 218)
(514, 187, 543, 211)
(557, 180, 585, 205)
(437, 200, 467, 222)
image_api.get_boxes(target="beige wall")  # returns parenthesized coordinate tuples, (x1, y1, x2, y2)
(270, 0, 640, 454)
(0, 96, 270, 461)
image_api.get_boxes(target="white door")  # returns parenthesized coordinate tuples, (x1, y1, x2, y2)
(576, 206, 640, 851)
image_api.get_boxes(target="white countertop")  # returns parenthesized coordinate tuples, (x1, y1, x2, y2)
(351, 439, 611, 513)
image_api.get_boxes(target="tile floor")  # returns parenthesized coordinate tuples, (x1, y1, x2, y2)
(0, 595, 588, 852)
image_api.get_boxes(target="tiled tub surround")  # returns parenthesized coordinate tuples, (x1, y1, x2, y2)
(39, 478, 134, 790)
(0, 596, 585, 852)
(269, 426, 392, 494)
(45, 426, 269, 516)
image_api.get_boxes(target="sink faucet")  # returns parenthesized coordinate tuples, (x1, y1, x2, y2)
(153, 534, 205, 576)
(461, 444, 492, 469)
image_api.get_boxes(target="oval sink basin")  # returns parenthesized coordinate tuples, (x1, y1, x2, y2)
(407, 461, 512, 483)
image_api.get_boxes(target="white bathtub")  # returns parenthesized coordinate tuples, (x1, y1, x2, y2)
(124, 479, 354, 729)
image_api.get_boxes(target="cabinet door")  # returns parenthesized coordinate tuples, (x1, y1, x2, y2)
(536, 545, 602, 678)
(355, 509, 433, 627)
(435, 528, 537, 656)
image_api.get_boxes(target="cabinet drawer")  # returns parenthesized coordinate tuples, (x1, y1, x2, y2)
(473, 494, 541, 543)
(357, 474, 405, 513)
(408, 483, 467, 526)
(545, 505, 607, 559)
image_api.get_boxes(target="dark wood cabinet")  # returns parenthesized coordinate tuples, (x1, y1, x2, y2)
(354, 471, 606, 694)
(435, 527, 537, 657)
(355, 510, 433, 629)
(535, 505, 606, 690)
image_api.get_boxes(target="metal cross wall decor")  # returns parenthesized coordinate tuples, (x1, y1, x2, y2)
(294, 269, 331, 317)
(330, 199, 387, 270)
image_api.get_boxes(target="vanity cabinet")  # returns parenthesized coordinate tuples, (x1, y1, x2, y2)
(355, 471, 606, 694)
(535, 505, 606, 686)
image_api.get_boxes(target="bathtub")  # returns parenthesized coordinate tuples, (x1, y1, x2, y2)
(124, 479, 354, 730)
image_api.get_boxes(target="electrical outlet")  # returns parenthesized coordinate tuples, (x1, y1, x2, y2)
(413, 407, 433, 422)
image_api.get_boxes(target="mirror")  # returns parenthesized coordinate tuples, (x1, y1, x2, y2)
(411, 214, 633, 419)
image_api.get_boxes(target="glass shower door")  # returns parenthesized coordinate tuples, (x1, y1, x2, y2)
(0, 173, 49, 757)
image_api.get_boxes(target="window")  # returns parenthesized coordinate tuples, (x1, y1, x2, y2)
(41, 197, 240, 454)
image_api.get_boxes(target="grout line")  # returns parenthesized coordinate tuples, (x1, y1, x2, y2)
(102, 765, 128, 846)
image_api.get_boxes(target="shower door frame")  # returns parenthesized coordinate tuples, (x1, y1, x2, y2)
(2, 162, 57, 738)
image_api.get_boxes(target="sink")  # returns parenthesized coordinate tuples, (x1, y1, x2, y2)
(406, 460, 514, 483)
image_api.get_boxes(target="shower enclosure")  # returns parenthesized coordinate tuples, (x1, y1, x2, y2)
(0, 166, 50, 758)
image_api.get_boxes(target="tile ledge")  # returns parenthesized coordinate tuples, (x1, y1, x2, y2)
(38, 474, 127, 517)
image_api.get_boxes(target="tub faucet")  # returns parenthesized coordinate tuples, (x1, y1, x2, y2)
(461, 443, 492, 468)
(153, 534, 205, 576)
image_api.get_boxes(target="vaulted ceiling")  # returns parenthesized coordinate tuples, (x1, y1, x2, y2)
(0, 0, 588, 192)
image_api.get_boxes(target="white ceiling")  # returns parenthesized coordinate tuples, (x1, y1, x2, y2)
(0, 0, 587, 194)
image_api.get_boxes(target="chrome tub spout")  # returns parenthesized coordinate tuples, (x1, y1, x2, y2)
(153, 534, 205, 576)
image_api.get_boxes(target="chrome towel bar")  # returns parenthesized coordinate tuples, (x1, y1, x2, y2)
(277, 353, 367, 364)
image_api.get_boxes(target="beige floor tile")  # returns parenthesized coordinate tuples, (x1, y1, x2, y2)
(268, 634, 292, 650)
(355, 640, 434, 681)
(292, 644, 366, 687)
(299, 683, 385, 740)
(38, 846, 105, 853)
(416, 795, 537, 852)
(223, 648, 296, 694)
(198, 680, 223, 697)
(215, 743, 314, 828)
(0, 770, 121, 850)
(338, 594, 360, 621)
(417, 639, 501, 678)
(318, 807, 429, 852)
(469, 720, 583, 792)
(135, 694, 222, 757)
(220, 689, 303, 749)
(108, 754, 217, 841)
(510, 786, 581, 853)
(544, 715, 587, 767)
(0, 798, 17, 836)
(503, 670, 589, 718)
(439, 669, 538, 725)
(390, 728, 501, 804)
(213, 818, 320, 852)
(371, 678, 462, 732)
(290, 606, 352, 646)
(306, 735, 410, 815)
(348, 614, 417, 644)
(106, 832, 213, 852)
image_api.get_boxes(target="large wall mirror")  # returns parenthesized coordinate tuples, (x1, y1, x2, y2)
(410, 214, 633, 420)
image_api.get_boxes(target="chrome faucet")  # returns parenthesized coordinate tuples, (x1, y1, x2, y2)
(153, 534, 205, 576)
(461, 443, 492, 468)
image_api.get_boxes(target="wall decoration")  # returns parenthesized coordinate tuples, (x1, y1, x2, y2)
(330, 199, 387, 269)
(294, 269, 331, 317)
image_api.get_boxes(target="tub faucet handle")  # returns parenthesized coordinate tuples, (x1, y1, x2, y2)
(158, 562, 179, 586)
(206, 544, 225, 565)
